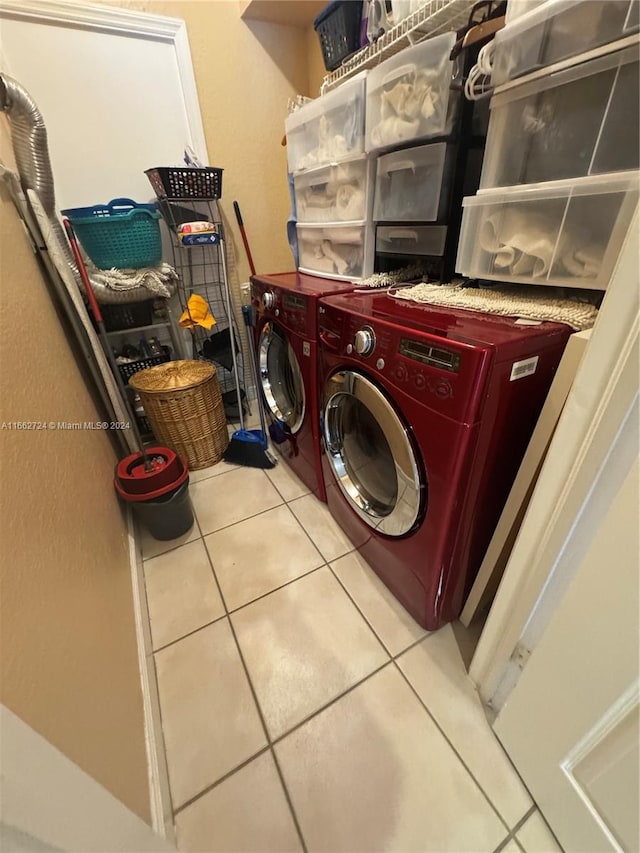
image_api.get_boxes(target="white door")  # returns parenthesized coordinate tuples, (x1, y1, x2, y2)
(0, 0, 207, 208)
(493, 439, 639, 851)
(1, 705, 176, 852)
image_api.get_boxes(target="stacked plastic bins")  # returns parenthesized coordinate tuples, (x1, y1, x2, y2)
(456, 0, 640, 290)
(365, 30, 474, 281)
(286, 71, 375, 281)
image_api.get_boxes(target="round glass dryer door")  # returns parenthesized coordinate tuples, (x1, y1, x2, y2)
(258, 321, 305, 433)
(323, 370, 424, 536)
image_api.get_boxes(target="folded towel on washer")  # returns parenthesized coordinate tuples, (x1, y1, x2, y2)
(390, 282, 599, 330)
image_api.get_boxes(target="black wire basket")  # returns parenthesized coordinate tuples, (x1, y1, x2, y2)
(145, 167, 223, 201)
(118, 350, 171, 383)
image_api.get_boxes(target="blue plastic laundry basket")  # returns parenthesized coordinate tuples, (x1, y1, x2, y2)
(61, 197, 162, 270)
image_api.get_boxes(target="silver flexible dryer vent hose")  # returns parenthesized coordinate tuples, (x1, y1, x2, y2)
(0, 72, 78, 274)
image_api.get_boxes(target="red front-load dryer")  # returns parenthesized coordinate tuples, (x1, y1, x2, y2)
(318, 290, 571, 630)
(250, 272, 357, 501)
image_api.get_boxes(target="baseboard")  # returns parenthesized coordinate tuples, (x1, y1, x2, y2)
(126, 511, 175, 843)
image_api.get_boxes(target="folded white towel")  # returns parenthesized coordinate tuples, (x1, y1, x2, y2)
(478, 207, 603, 281)
(90, 262, 178, 298)
(480, 210, 558, 279)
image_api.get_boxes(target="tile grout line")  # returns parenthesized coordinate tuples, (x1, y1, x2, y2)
(172, 744, 272, 815)
(152, 613, 228, 656)
(283, 496, 358, 565)
(326, 560, 425, 659)
(153, 562, 328, 656)
(392, 658, 514, 835)
(171, 658, 398, 822)
(197, 499, 286, 539)
(269, 659, 394, 748)
(325, 558, 529, 838)
(228, 561, 326, 615)
(263, 466, 313, 506)
(490, 805, 538, 853)
(223, 614, 309, 853)
(196, 517, 310, 853)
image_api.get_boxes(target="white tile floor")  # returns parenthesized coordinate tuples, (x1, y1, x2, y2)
(141, 429, 562, 852)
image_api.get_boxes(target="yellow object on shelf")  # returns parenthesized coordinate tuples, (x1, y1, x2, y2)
(179, 293, 216, 330)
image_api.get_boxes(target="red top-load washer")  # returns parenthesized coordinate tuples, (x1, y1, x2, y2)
(251, 272, 357, 501)
(318, 290, 571, 630)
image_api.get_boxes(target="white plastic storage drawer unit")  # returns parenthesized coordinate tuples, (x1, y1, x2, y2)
(374, 142, 449, 221)
(376, 225, 448, 256)
(481, 44, 639, 189)
(286, 72, 367, 174)
(294, 157, 373, 223)
(297, 222, 374, 281)
(456, 172, 639, 290)
(365, 31, 457, 153)
(492, 0, 639, 86)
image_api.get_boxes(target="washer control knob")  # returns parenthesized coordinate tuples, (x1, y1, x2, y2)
(346, 344, 353, 355)
(354, 327, 376, 356)
(262, 291, 276, 309)
(376, 358, 385, 370)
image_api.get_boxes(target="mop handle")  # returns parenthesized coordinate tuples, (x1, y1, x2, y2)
(218, 235, 246, 432)
(242, 304, 267, 437)
(63, 219, 104, 324)
(233, 201, 256, 277)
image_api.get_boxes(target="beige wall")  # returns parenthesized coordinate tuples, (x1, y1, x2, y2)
(0, 182, 150, 821)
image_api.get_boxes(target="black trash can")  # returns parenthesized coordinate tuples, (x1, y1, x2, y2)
(131, 478, 194, 540)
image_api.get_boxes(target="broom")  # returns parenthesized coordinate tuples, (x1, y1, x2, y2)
(219, 229, 275, 469)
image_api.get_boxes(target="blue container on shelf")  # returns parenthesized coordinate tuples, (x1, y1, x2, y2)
(61, 197, 162, 269)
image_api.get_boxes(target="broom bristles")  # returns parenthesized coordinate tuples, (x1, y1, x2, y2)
(223, 430, 276, 469)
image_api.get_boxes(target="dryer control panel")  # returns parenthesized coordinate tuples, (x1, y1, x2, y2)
(318, 300, 491, 423)
(252, 282, 313, 338)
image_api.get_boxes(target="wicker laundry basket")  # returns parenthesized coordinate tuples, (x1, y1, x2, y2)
(129, 360, 228, 470)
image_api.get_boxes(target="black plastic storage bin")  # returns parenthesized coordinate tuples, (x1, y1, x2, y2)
(100, 299, 155, 332)
(314, 1, 363, 72)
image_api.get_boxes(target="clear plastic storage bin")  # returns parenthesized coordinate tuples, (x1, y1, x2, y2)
(373, 142, 449, 221)
(294, 157, 373, 223)
(365, 31, 457, 153)
(286, 72, 367, 174)
(492, 0, 639, 86)
(456, 172, 639, 290)
(377, 225, 448, 256)
(481, 44, 639, 188)
(297, 222, 374, 280)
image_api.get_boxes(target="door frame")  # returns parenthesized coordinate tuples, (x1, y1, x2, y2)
(470, 208, 639, 711)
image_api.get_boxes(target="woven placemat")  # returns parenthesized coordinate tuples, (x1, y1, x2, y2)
(390, 283, 599, 331)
